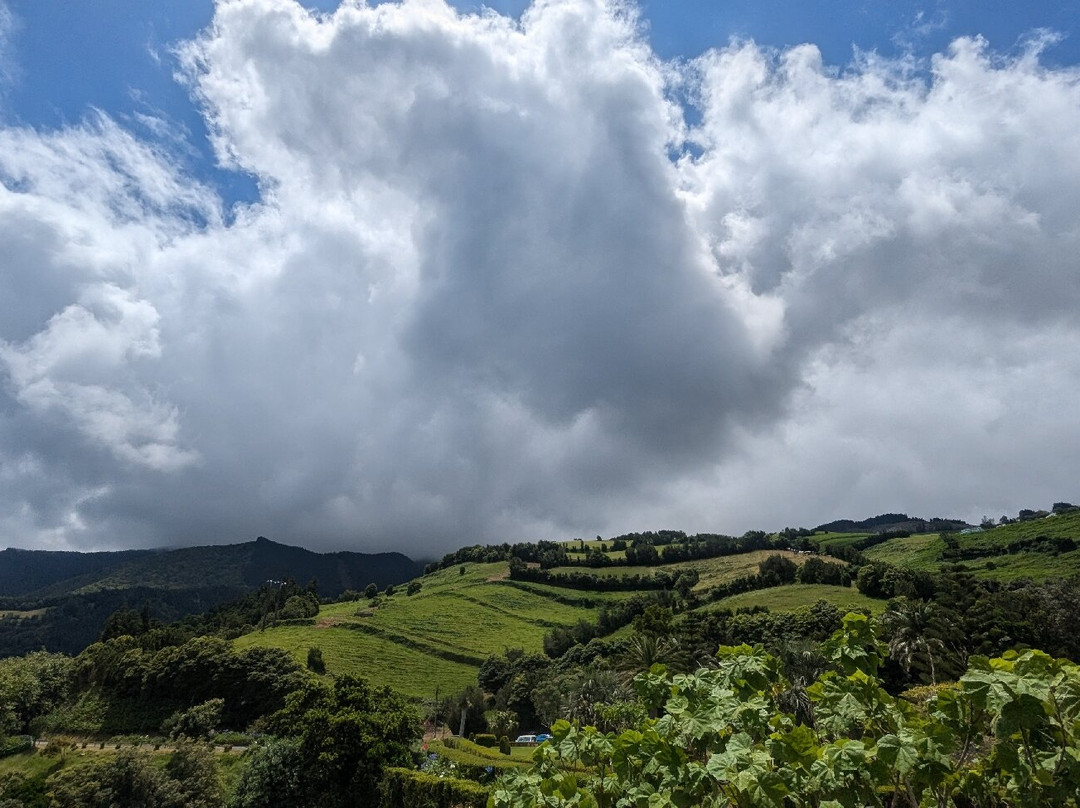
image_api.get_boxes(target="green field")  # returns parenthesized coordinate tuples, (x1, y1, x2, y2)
(709, 584, 886, 615)
(232, 547, 867, 699)
(233, 622, 479, 698)
(863, 511, 1080, 579)
(233, 560, 623, 700)
(808, 532, 872, 550)
(548, 550, 812, 591)
(863, 533, 943, 570)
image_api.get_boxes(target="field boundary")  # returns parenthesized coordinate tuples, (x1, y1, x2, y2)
(340, 622, 487, 666)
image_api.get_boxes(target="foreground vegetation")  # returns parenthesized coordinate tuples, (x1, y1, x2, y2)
(494, 614, 1080, 807)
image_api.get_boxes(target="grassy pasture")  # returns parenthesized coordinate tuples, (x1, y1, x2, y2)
(808, 532, 871, 550)
(546, 549, 811, 591)
(231, 545, 874, 700)
(234, 560, 626, 698)
(707, 584, 886, 615)
(863, 534, 943, 570)
(233, 622, 478, 698)
(863, 511, 1080, 579)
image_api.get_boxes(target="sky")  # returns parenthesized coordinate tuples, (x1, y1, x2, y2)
(0, 0, 1078, 555)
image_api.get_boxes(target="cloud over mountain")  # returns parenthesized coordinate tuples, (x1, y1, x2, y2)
(1, 0, 1078, 553)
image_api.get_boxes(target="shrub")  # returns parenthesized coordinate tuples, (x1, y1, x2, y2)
(499, 735, 511, 755)
(161, 699, 224, 741)
(473, 734, 497, 748)
(306, 647, 326, 674)
(378, 767, 489, 808)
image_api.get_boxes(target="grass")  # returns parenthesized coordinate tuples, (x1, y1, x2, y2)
(546, 550, 812, 592)
(707, 584, 886, 615)
(231, 548, 863, 700)
(808, 532, 872, 550)
(863, 534, 943, 570)
(232, 623, 478, 699)
(863, 511, 1080, 580)
(0, 750, 62, 779)
(234, 559, 629, 699)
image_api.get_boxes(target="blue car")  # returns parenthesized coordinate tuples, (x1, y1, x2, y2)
(535, 733, 552, 743)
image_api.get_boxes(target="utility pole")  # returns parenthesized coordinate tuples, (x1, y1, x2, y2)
(433, 684, 440, 739)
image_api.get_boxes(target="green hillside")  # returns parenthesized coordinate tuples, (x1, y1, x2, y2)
(547, 549, 808, 589)
(709, 583, 885, 614)
(233, 561, 627, 699)
(863, 510, 1080, 579)
(232, 549, 849, 699)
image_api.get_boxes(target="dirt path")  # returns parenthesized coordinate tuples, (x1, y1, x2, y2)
(33, 738, 247, 755)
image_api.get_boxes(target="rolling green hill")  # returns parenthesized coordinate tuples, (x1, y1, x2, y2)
(862, 510, 1080, 579)
(233, 561, 635, 699)
(232, 550, 852, 700)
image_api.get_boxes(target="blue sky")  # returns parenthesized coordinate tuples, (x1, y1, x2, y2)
(4, 0, 1078, 207)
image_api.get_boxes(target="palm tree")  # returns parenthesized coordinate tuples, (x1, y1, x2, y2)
(615, 635, 685, 685)
(882, 598, 946, 685)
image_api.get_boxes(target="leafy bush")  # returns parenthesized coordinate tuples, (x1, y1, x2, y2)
(378, 767, 489, 808)
(0, 735, 32, 759)
(161, 698, 223, 740)
(306, 647, 326, 674)
(492, 613, 1080, 808)
(472, 734, 498, 748)
(499, 735, 511, 755)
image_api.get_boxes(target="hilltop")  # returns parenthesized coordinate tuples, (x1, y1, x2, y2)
(0, 537, 420, 656)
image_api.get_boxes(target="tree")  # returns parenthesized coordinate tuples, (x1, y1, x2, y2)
(263, 675, 420, 807)
(881, 598, 948, 685)
(485, 709, 517, 740)
(446, 685, 486, 737)
(162, 698, 224, 740)
(230, 736, 314, 808)
(616, 635, 684, 683)
(363, 583, 379, 599)
(48, 749, 185, 808)
(407, 580, 422, 596)
(758, 553, 798, 585)
(306, 646, 326, 674)
(166, 742, 223, 808)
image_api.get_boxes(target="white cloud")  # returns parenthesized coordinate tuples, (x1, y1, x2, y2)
(0, 0, 1078, 552)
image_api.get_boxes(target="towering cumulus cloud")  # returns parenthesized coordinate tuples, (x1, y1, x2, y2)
(1, 0, 1078, 552)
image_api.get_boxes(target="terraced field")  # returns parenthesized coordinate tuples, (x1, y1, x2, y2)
(232, 561, 623, 699)
(232, 547, 874, 700)
(708, 584, 886, 614)
(548, 549, 812, 590)
(863, 511, 1080, 579)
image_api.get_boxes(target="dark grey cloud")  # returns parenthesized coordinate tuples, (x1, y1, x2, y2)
(1, 0, 1078, 554)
